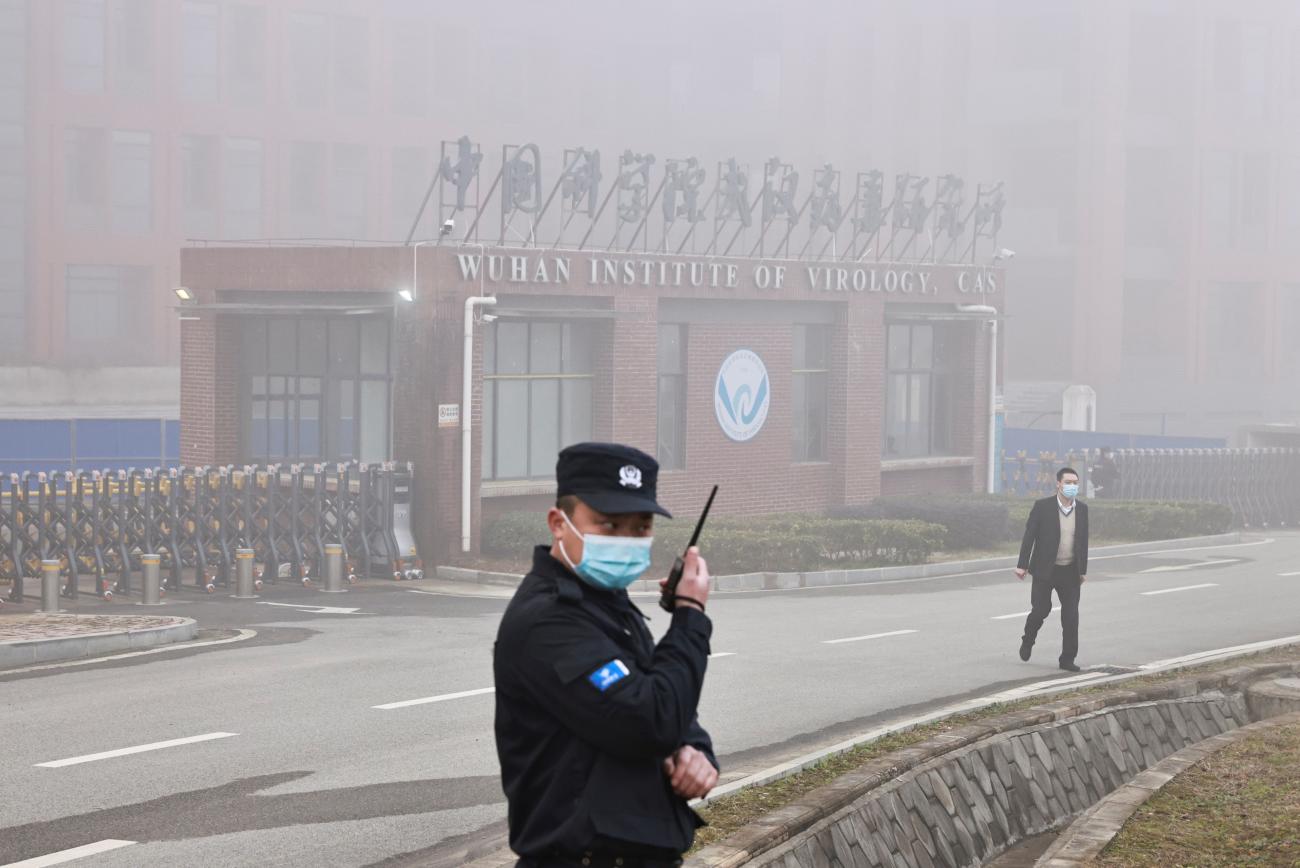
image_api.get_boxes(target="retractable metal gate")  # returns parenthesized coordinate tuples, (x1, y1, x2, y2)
(1, 462, 423, 602)
(1001, 447, 1300, 527)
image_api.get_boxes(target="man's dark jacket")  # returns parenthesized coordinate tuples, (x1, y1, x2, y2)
(493, 546, 716, 860)
(1017, 496, 1089, 578)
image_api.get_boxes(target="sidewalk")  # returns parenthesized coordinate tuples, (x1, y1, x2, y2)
(0, 612, 197, 669)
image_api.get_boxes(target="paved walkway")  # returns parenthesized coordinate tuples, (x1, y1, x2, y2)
(0, 613, 189, 643)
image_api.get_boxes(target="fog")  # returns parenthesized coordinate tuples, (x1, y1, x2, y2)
(3, 0, 1299, 443)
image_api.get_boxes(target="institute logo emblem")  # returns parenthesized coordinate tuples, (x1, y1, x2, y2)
(714, 349, 770, 442)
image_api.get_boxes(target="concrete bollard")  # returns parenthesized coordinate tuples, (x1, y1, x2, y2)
(233, 549, 257, 599)
(139, 554, 163, 605)
(321, 543, 347, 593)
(41, 560, 62, 613)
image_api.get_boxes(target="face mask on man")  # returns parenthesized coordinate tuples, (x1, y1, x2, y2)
(559, 512, 653, 591)
(1061, 482, 1079, 500)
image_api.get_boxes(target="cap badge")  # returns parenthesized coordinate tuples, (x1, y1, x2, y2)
(618, 465, 643, 489)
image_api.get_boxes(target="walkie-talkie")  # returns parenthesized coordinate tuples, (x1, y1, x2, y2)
(659, 485, 719, 612)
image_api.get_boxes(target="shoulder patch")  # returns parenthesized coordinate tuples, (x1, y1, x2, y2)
(588, 659, 631, 692)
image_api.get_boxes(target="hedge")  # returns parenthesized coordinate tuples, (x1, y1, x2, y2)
(481, 497, 1235, 574)
(482, 510, 945, 573)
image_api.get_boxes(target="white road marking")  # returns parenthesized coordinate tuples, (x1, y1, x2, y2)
(991, 607, 1057, 621)
(2, 839, 137, 867)
(1140, 583, 1218, 596)
(256, 601, 364, 615)
(1139, 558, 1237, 574)
(373, 687, 495, 710)
(709, 652, 737, 659)
(36, 732, 237, 768)
(822, 629, 918, 645)
(1279, 570, 1300, 577)
(0, 629, 256, 676)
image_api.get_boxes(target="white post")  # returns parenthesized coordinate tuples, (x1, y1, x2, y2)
(462, 294, 497, 553)
(957, 304, 999, 494)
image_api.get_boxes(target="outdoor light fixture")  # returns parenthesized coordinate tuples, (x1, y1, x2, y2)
(174, 286, 194, 302)
(397, 288, 415, 302)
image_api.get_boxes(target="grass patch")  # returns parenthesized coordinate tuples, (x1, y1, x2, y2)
(689, 646, 1300, 854)
(1095, 722, 1300, 867)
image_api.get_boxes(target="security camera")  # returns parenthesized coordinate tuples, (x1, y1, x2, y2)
(440, 217, 455, 236)
(993, 248, 1016, 262)
(480, 313, 498, 324)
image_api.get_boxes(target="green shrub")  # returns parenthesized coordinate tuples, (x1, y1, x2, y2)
(484, 510, 945, 573)
(830, 496, 1010, 551)
(482, 511, 550, 557)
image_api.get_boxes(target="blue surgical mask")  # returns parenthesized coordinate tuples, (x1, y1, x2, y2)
(1061, 483, 1079, 499)
(560, 513, 653, 591)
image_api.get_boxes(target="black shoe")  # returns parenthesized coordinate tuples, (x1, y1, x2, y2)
(1019, 639, 1033, 662)
(1059, 662, 1081, 672)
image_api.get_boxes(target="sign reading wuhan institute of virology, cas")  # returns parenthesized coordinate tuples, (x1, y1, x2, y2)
(715, 350, 771, 442)
(455, 253, 1001, 297)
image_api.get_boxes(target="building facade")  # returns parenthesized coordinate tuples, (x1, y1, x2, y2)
(6, 0, 1300, 455)
(178, 244, 1002, 562)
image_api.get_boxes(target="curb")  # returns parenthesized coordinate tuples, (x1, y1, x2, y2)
(0, 618, 199, 669)
(436, 532, 1244, 592)
(1039, 710, 1300, 867)
(685, 659, 1300, 868)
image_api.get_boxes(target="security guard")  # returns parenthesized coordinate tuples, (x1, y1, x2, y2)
(494, 442, 718, 868)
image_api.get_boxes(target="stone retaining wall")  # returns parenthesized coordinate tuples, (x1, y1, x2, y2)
(743, 693, 1251, 868)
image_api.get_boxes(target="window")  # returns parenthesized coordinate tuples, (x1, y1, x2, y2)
(179, 0, 218, 101)
(657, 324, 687, 471)
(109, 130, 151, 233)
(223, 137, 263, 239)
(66, 265, 149, 358)
(390, 19, 431, 115)
(110, 0, 152, 97)
(241, 316, 391, 464)
(391, 146, 432, 239)
(180, 134, 218, 237)
(792, 324, 829, 462)
(1204, 283, 1264, 379)
(63, 0, 105, 92)
(1121, 280, 1184, 377)
(333, 15, 369, 113)
(1280, 286, 1300, 378)
(65, 127, 106, 230)
(1214, 20, 1270, 120)
(884, 323, 954, 459)
(287, 141, 327, 237)
(287, 11, 328, 110)
(1202, 151, 1270, 251)
(331, 143, 368, 239)
(482, 321, 594, 481)
(225, 4, 265, 104)
(1125, 147, 1179, 248)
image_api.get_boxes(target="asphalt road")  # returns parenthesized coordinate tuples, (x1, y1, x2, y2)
(2, 532, 1298, 867)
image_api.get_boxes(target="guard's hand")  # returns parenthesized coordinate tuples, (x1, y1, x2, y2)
(662, 745, 718, 800)
(1079, 575, 1087, 584)
(659, 547, 710, 610)
(1015, 568, 1027, 580)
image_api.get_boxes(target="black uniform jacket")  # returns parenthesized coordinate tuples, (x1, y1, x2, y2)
(493, 546, 716, 859)
(1017, 496, 1089, 578)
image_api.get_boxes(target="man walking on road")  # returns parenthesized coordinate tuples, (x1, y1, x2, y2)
(494, 442, 718, 868)
(1015, 467, 1089, 672)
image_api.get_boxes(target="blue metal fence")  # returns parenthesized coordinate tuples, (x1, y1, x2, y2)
(0, 419, 180, 476)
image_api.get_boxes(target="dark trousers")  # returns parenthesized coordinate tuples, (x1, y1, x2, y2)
(1021, 562, 1081, 664)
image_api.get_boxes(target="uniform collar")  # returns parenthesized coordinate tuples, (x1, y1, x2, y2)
(528, 545, 649, 618)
